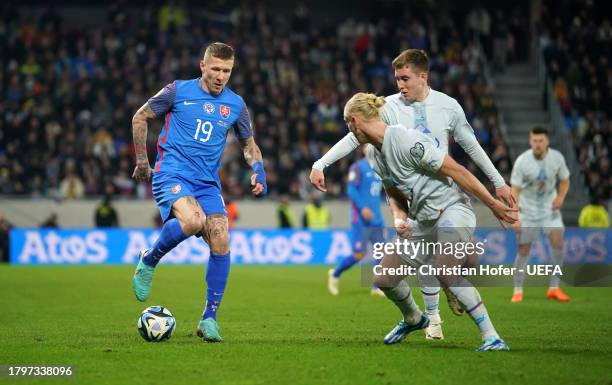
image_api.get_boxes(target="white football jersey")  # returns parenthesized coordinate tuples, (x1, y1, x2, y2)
(366, 124, 470, 222)
(314, 88, 505, 188)
(510, 148, 570, 221)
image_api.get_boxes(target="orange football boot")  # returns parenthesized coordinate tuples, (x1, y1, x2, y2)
(511, 292, 523, 303)
(547, 288, 570, 302)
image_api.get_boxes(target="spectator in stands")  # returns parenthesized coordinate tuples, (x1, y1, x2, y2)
(538, 0, 610, 205)
(40, 212, 58, 228)
(225, 197, 239, 229)
(578, 196, 610, 228)
(277, 195, 296, 228)
(94, 194, 119, 228)
(59, 160, 84, 199)
(0, 212, 12, 262)
(303, 195, 330, 229)
(0, 2, 516, 199)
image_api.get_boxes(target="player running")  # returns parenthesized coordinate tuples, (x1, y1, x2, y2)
(131, 42, 267, 342)
(342, 92, 516, 351)
(510, 126, 571, 303)
(327, 146, 386, 297)
(310, 49, 515, 339)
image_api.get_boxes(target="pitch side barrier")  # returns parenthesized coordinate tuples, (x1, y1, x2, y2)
(9, 228, 611, 268)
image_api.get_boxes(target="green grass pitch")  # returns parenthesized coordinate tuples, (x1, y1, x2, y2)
(1, 265, 611, 385)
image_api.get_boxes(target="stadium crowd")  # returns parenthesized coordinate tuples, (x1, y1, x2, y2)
(538, 0, 611, 203)
(0, 2, 516, 200)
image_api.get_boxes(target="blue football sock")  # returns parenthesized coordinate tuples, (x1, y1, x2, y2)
(143, 218, 188, 267)
(202, 252, 231, 320)
(333, 255, 359, 278)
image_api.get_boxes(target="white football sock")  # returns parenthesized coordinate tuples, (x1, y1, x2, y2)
(418, 270, 440, 316)
(381, 280, 422, 325)
(549, 248, 564, 289)
(449, 278, 499, 340)
(513, 252, 529, 293)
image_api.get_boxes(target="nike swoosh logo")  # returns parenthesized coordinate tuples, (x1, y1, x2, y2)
(184, 101, 197, 105)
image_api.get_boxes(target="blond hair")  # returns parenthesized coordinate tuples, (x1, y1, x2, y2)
(392, 49, 429, 73)
(343, 93, 386, 122)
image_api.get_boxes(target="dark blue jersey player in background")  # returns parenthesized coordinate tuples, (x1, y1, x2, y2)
(328, 146, 385, 297)
(131, 42, 267, 342)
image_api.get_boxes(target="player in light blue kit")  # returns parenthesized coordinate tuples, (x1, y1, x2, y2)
(310, 49, 516, 340)
(327, 147, 386, 297)
(342, 92, 516, 351)
(131, 42, 267, 342)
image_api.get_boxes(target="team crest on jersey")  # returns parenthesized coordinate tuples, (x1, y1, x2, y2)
(204, 103, 215, 114)
(172, 184, 182, 194)
(410, 142, 425, 160)
(220, 105, 231, 119)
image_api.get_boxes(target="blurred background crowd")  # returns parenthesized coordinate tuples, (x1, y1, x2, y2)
(0, 1, 525, 201)
(537, 0, 611, 204)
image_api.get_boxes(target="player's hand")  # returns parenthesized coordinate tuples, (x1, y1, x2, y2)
(251, 161, 268, 197)
(361, 207, 374, 221)
(552, 196, 564, 210)
(489, 199, 518, 229)
(309, 168, 327, 192)
(394, 218, 413, 238)
(250, 174, 265, 196)
(132, 163, 153, 182)
(495, 185, 516, 208)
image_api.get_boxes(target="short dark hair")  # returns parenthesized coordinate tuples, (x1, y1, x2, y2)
(202, 42, 234, 60)
(392, 49, 429, 73)
(530, 126, 549, 136)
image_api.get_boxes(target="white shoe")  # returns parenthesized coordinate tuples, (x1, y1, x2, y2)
(327, 269, 339, 296)
(370, 287, 385, 297)
(424, 313, 444, 340)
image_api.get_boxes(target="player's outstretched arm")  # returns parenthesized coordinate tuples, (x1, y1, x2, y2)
(310, 133, 360, 192)
(239, 136, 267, 197)
(452, 103, 515, 208)
(439, 155, 517, 227)
(131, 103, 157, 182)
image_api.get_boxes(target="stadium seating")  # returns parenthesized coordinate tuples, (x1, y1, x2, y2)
(537, 0, 611, 203)
(0, 3, 516, 199)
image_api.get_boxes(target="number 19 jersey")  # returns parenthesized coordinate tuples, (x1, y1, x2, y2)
(147, 78, 253, 186)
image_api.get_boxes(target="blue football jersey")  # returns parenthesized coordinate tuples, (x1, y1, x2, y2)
(147, 78, 253, 185)
(347, 159, 384, 227)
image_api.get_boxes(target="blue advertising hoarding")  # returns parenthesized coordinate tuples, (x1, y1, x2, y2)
(9, 228, 611, 265)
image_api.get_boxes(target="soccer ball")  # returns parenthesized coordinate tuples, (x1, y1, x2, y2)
(137, 306, 176, 342)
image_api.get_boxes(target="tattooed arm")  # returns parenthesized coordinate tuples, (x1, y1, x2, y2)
(132, 81, 175, 182)
(239, 136, 263, 167)
(131, 103, 157, 182)
(239, 136, 267, 197)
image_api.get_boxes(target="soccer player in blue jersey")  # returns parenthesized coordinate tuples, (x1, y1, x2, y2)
(131, 42, 267, 342)
(327, 147, 386, 297)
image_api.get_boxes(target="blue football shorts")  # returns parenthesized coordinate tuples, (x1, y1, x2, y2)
(351, 224, 386, 254)
(152, 172, 227, 223)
